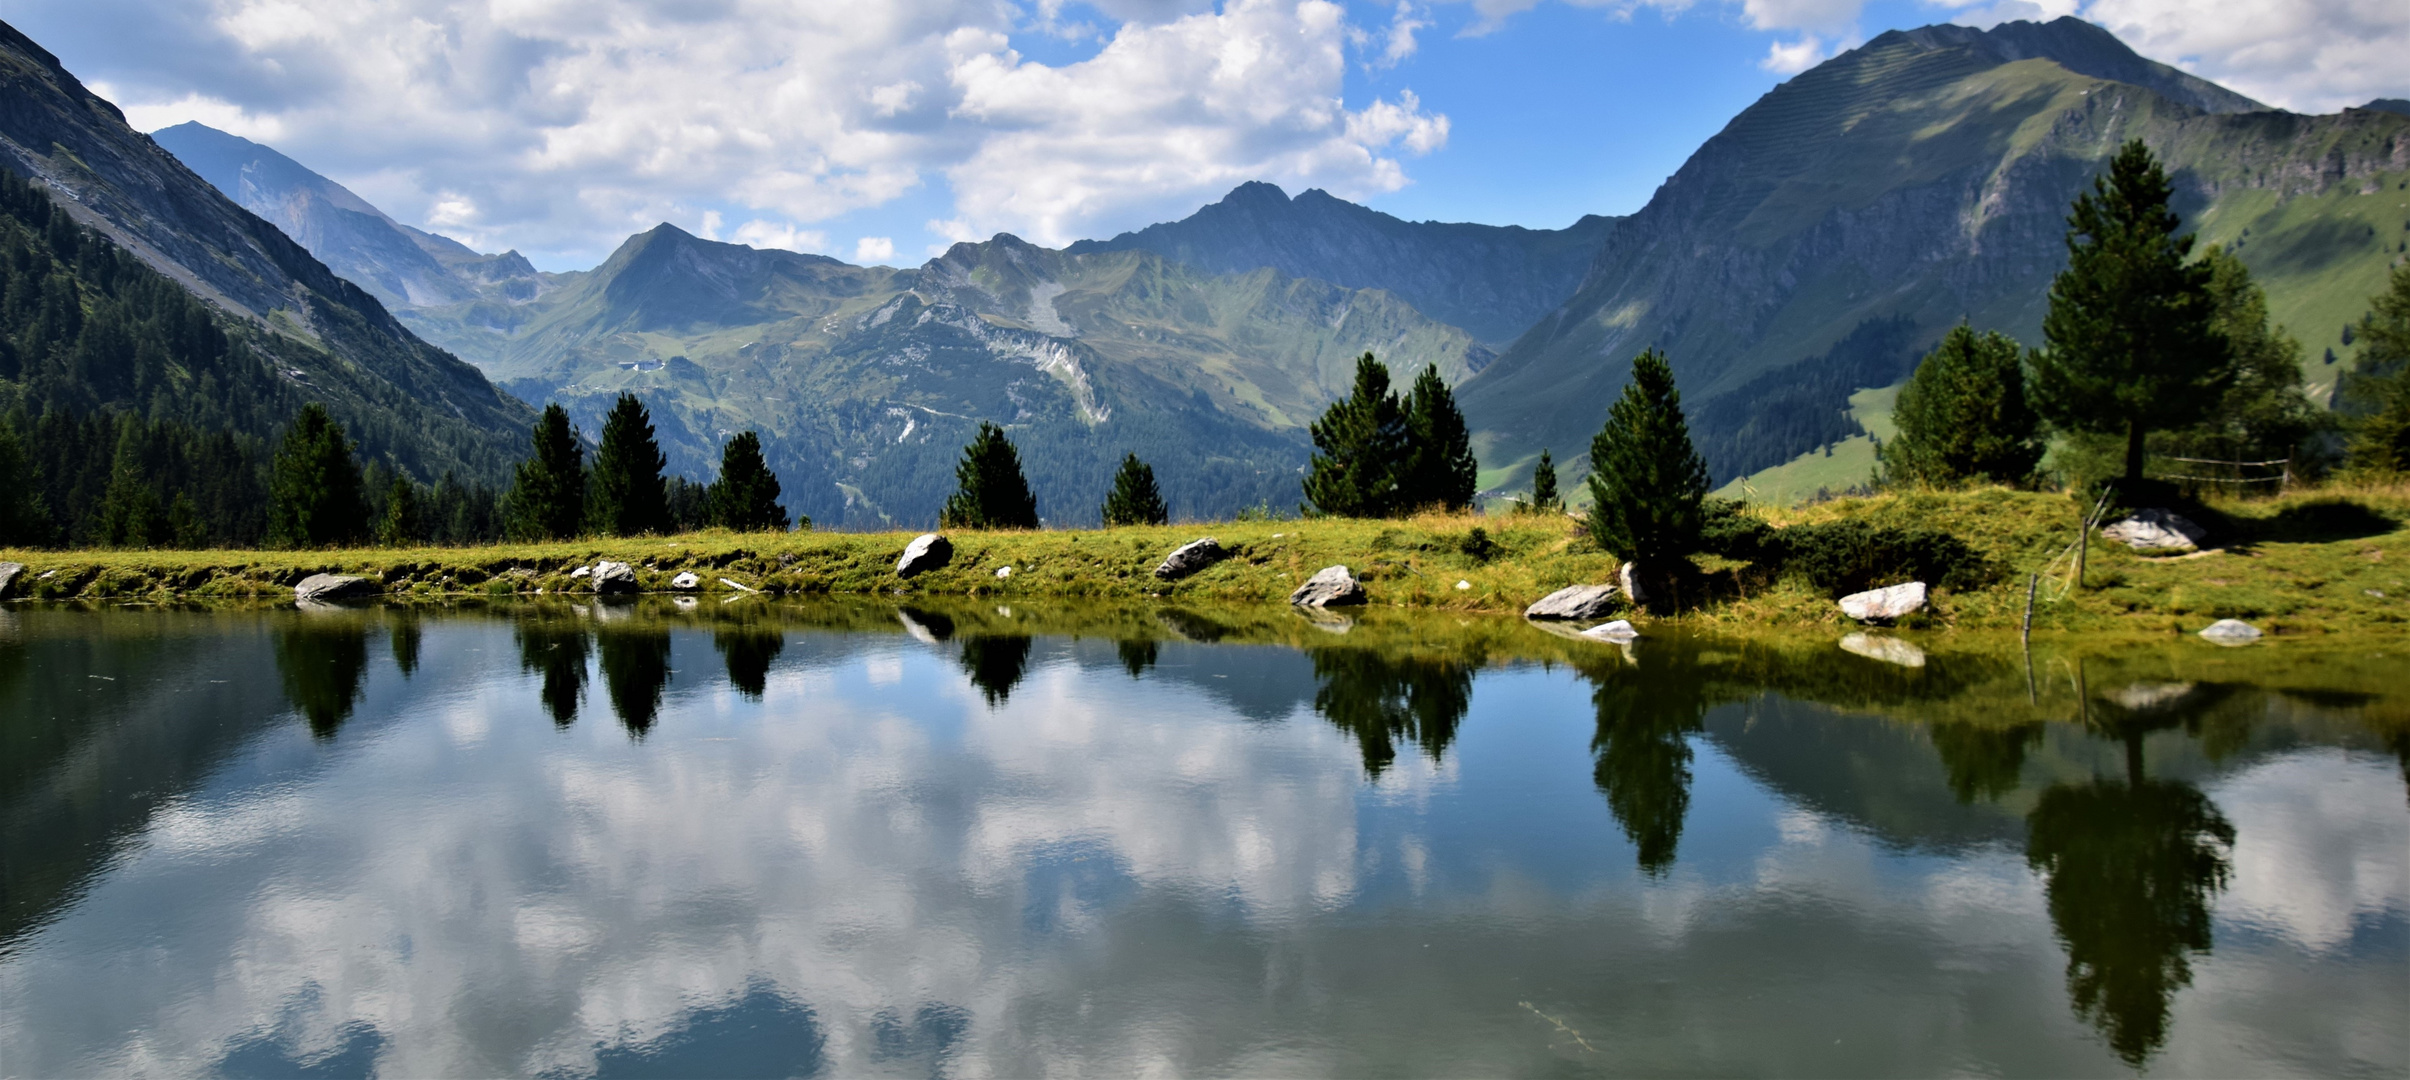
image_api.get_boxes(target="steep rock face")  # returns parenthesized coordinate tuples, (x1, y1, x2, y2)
(1462, 17, 2410, 486)
(0, 19, 535, 481)
(1069, 182, 1616, 346)
(151, 122, 547, 312)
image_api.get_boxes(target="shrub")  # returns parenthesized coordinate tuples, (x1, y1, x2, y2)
(1771, 520, 1992, 597)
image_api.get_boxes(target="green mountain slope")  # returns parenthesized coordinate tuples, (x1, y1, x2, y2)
(395, 226, 1494, 527)
(1461, 17, 2410, 489)
(0, 20, 535, 485)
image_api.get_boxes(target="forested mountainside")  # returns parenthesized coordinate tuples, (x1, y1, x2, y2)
(0, 20, 534, 495)
(1068, 182, 1617, 346)
(1461, 16, 2410, 487)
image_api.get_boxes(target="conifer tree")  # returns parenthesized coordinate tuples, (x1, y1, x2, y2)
(1398, 363, 1479, 512)
(1586, 349, 1709, 564)
(1303, 353, 1407, 517)
(1884, 324, 2044, 486)
(2167, 247, 2321, 467)
(507, 404, 587, 541)
(587, 393, 671, 537)
(713, 431, 791, 532)
(1101, 451, 1169, 526)
(941, 421, 1040, 529)
(2031, 140, 2234, 489)
(1529, 448, 1559, 513)
(0, 425, 48, 546)
(2344, 262, 2410, 472)
(268, 403, 369, 548)
(99, 424, 167, 548)
(377, 476, 422, 546)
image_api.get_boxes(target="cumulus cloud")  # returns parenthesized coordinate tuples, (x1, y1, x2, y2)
(37, 0, 1446, 265)
(854, 236, 898, 264)
(1759, 35, 1834, 72)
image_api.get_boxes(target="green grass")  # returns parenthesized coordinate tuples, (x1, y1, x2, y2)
(9, 484, 2410, 636)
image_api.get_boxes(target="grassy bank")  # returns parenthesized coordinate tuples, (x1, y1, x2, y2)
(5, 483, 2408, 634)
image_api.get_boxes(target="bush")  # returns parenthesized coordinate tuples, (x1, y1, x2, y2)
(1770, 520, 1992, 598)
(1697, 498, 1780, 564)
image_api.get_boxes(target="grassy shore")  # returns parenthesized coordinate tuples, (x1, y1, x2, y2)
(5, 483, 2407, 634)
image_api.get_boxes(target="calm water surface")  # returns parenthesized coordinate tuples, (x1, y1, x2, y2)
(1, 601, 2404, 1077)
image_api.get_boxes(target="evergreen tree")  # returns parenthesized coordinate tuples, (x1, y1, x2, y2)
(2031, 140, 2234, 489)
(1100, 452, 1169, 526)
(586, 394, 670, 537)
(1585, 349, 1710, 564)
(941, 422, 1041, 529)
(0, 425, 51, 546)
(98, 424, 167, 548)
(267, 403, 369, 548)
(1529, 448, 1560, 513)
(1884, 323, 2044, 486)
(506, 404, 587, 540)
(713, 430, 791, 531)
(1303, 353, 1408, 517)
(1398, 363, 1479, 512)
(377, 475, 422, 546)
(2343, 262, 2410, 472)
(2162, 247, 2322, 469)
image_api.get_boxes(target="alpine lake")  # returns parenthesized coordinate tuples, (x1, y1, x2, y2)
(2, 598, 2404, 1078)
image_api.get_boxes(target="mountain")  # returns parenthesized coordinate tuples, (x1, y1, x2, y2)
(1068, 182, 1616, 346)
(0, 20, 535, 485)
(1459, 17, 2410, 489)
(390, 224, 1494, 527)
(149, 122, 550, 312)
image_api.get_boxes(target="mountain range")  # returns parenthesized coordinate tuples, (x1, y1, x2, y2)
(7, 14, 2406, 528)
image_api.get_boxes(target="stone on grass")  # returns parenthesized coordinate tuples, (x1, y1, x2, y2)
(720, 577, 757, 593)
(1617, 562, 1647, 608)
(669, 571, 701, 590)
(995, 566, 1013, 579)
(1525, 584, 1620, 621)
(0, 561, 23, 600)
(2104, 509, 2208, 552)
(294, 574, 378, 603)
(1289, 565, 1366, 607)
(1455, 580, 1471, 591)
(1838, 581, 1927, 623)
(1580, 619, 1638, 642)
(569, 565, 591, 578)
(591, 561, 638, 595)
(1839, 632, 1926, 668)
(2198, 618, 2262, 646)
(897, 533, 953, 578)
(1154, 537, 1227, 580)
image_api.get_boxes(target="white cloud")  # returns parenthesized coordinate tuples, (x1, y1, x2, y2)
(854, 236, 898, 264)
(54, 0, 1448, 266)
(2077, 0, 2410, 113)
(1759, 34, 1831, 72)
(1377, 1, 1432, 67)
(733, 220, 832, 254)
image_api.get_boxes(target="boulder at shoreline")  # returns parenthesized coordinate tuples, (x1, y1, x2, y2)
(294, 574, 378, 603)
(897, 533, 953, 578)
(1290, 565, 1366, 607)
(1525, 584, 1619, 620)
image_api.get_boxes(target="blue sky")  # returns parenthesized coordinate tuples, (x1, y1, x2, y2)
(12, 0, 2402, 271)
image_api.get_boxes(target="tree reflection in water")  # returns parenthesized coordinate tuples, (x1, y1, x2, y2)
(1584, 641, 1721, 875)
(272, 620, 371, 738)
(959, 636, 1034, 707)
(2025, 674, 2238, 1068)
(514, 619, 591, 727)
(597, 629, 672, 736)
(713, 628, 785, 700)
(1117, 639, 1158, 679)
(1309, 649, 1473, 777)
(1928, 721, 2044, 803)
(388, 615, 422, 679)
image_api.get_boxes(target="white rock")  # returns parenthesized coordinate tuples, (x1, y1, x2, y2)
(995, 566, 1013, 578)
(1839, 632, 1926, 668)
(670, 571, 701, 590)
(1580, 619, 1638, 641)
(569, 565, 591, 578)
(590, 561, 638, 595)
(0, 561, 24, 600)
(1525, 583, 1620, 620)
(720, 578, 756, 592)
(897, 533, 953, 578)
(2198, 618, 2262, 645)
(293, 574, 378, 603)
(2104, 509, 2208, 551)
(1838, 581, 1927, 623)
(1289, 565, 1366, 607)
(1154, 537, 1227, 580)
(1455, 580, 1472, 591)
(1618, 562, 1647, 608)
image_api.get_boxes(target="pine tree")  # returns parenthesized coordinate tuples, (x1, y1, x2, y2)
(1586, 349, 1709, 564)
(1529, 448, 1559, 513)
(268, 404, 369, 548)
(1884, 323, 2044, 486)
(941, 422, 1041, 529)
(2165, 247, 2321, 467)
(506, 404, 587, 540)
(98, 424, 168, 548)
(377, 476, 422, 546)
(1101, 452, 1169, 526)
(1398, 363, 1479, 512)
(0, 425, 50, 546)
(713, 430, 791, 531)
(1303, 353, 1408, 517)
(587, 393, 671, 537)
(2031, 140, 2234, 490)
(2344, 262, 2410, 472)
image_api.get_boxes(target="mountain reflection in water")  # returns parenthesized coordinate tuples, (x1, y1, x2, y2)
(0, 600, 2403, 1077)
